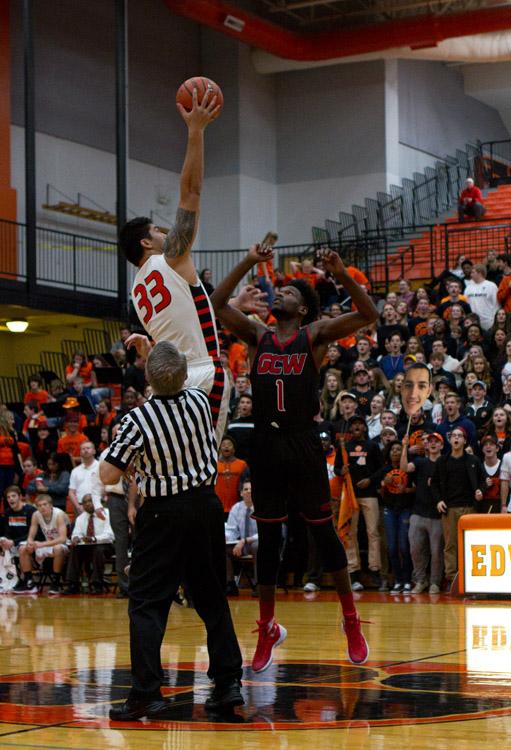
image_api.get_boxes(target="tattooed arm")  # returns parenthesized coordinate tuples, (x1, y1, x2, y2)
(164, 88, 220, 274)
(163, 207, 197, 260)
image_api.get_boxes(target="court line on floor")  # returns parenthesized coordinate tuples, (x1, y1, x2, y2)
(0, 721, 78, 741)
(0, 743, 88, 750)
(379, 648, 466, 668)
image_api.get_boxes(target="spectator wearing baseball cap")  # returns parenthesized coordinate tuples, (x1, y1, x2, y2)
(464, 380, 493, 438)
(349, 363, 376, 416)
(330, 391, 359, 444)
(370, 413, 398, 452)
(479, 436, 503, 514)
(401, 432, 444, 594)
(430, 427, 486, 585)
(334, 413, 383, 590)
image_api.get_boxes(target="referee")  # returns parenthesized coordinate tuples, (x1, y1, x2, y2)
(100, 341, 243, 720)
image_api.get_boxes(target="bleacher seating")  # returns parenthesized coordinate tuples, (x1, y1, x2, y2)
(61, 339, 88, 363)
(372, 183, 511, 285)
(84, 328, 108, 357)
(0, 375, 23, 404)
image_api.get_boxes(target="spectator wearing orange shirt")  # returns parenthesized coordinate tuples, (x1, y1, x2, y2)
(94, 399, 117, 429)
(0, 414, 21, 498)
(23, 375, 49, 407)
(62, 398, 88, 432)
(22, 401, 46, 437)
(346, 266, 370, 291)
(57, 414, 88, 465)
(497, 254, 511, 313)
(289, 258, 325, 288)
(215, 436, 248, 517)
(228, 337, 249, 380)
(21, 456, 44, 501)
(65, 351, 93, 387)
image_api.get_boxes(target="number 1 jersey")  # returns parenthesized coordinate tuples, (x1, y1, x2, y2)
(131, 255, 220, 364)
(250, 327, 319, 430)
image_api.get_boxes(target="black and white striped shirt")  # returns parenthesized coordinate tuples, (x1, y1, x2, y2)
(104, 388, 218, 498)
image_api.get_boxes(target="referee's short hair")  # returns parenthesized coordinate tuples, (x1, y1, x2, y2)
(146, 341, 187, 395)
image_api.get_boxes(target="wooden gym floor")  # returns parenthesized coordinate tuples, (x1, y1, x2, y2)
(0, 590, 510, 749)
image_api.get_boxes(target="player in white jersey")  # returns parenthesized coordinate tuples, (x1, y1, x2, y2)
(15, 494, 68, 594)
(120, 87, 261, 440)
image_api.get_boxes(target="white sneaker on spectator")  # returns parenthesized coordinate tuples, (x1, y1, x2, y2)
(351, 581, 364, 592)
(303, 582, 320, 592)
(390, 583, 403, 594)
(429, 584, 441, 594)
(412, 581, 428, 594)
(403, 583, 413, 593)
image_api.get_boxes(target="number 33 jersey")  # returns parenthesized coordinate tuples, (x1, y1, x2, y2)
(250, 327, 319, 430)
(131, 255, 220, 364)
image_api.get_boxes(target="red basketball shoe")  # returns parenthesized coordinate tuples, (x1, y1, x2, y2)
(343, 614, 369, 665)
(251, 620, 287, 673)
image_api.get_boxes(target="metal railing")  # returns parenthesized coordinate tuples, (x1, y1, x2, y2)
(2, 213, 511, 311)
(0, 218, 119, 295)
(480, 140, 511, 188)
(326, 142, 482, 245)
(343, 220, 511, 292)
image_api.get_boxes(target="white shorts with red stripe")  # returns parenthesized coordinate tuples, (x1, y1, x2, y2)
(186, 357, 231, 443)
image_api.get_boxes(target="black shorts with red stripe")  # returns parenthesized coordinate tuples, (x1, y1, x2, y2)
(249, 426, 332, 524)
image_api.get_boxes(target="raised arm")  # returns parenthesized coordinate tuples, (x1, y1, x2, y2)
(310, 249, 379, 345)
(163, 88, 221, 273)
(400, 435, 415, 473)
(211, 245, 273, 348)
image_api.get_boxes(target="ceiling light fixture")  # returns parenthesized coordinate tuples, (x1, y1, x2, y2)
(5, 319, 29, 333)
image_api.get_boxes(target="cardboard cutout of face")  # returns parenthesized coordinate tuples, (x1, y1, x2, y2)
(402, 365, 433, 417)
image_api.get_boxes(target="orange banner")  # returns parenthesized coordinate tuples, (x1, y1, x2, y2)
(336, 441, 359, 544)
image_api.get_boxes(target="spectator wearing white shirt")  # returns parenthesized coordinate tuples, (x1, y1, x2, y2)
(68, 442, 100, 515)
(225, 480, 258, 595)
(464, 264, 499, 331)
(91, 443, 130, 598)
(65, 494, 115, 594)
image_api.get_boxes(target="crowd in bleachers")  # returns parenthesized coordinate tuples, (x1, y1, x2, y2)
(2, 246, 511, 597)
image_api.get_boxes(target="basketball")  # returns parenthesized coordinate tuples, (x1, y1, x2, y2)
(176, 77, 224, 113)
(384, 469, 408, 494)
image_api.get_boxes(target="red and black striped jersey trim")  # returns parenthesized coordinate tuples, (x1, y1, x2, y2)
(189, 284, 219, 358)
(207, 361, 225, 429)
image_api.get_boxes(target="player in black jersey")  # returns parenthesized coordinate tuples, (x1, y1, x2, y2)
(212, 244, 378, 672)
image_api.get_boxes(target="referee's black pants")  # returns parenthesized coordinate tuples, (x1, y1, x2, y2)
(128, 487, 243, 701)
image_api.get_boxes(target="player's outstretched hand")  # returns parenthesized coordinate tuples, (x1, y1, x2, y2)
(177, 86, 221, 130)
(247, 243, 274, 264)
(125, 333, 153, 359)
(318, 247, 345, 275)
(233, 284, 268, 315)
